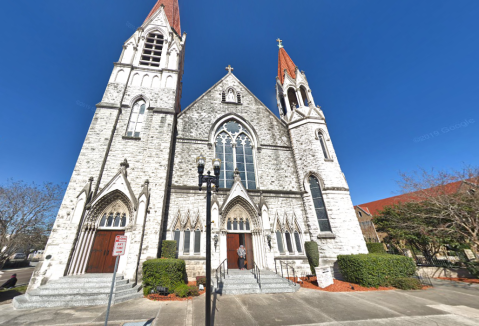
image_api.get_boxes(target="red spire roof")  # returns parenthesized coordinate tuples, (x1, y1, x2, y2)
(278, 47, 296, 84)
(144, 0, 181, 35)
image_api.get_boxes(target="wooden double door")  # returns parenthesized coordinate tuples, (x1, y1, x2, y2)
(86, 230, 124, 273)
(227, 233, 254, 270)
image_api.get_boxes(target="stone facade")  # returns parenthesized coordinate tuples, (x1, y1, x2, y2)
(29, 3, 367, 290)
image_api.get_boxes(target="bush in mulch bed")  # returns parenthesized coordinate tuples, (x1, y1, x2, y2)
(146, 282, 204, 301)
(390, 277, 422, 290)
(338, 253, 416, 288)
(142, 258, 187, 296)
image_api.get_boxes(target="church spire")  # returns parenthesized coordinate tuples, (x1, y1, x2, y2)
(144, 0, 181, 34)
(277, 40, 296, 84)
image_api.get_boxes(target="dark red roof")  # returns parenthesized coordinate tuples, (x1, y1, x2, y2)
(356, 180, 466, 216)
(144, 0, 181, 35)
(278, 47, 296, 84)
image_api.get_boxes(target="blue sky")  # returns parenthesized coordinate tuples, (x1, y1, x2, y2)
(0, 0, 478, 205)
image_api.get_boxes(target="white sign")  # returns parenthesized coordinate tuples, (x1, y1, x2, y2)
(112, 235, 127, 256)
(315, 267, 334, 288)
(464, 249, 476, 261)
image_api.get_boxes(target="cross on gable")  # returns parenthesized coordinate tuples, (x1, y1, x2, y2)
(225, 65, 234, 73)
(276, 38, 283, 49)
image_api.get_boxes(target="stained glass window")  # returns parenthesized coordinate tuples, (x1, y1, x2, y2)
(309, 176, 332, 232)
(285, 232, 293, 253)
(174, 229, 180, 254)
(215, 120, 256, 189)
(276, 231, 284, 254)
(126, 100, 146, 137)
(184, 230, 190, 254)
(294, 231, 302, 253)
(194, 230, 201, 253)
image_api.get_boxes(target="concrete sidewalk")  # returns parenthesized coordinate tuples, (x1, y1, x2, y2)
(1, 280, 479, 325)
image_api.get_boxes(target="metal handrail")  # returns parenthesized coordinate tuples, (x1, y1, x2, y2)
(215, 258, 228, 285)
(252, 262, 261, 289)
(275, 260, 296, 285)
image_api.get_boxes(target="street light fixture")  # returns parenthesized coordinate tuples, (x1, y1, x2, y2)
(196, 154, 221, 326)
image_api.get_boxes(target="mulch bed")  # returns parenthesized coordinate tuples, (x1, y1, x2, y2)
(436, 277, 479, 284)
(291, 276, 395, 292)
(145, 282, 205, 301)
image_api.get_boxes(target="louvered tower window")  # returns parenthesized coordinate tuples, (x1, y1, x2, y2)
(140, 32, 164, 67)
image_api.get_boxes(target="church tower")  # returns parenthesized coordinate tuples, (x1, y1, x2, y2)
(275, 40, 367, 263)
(29, 0, 186, 290)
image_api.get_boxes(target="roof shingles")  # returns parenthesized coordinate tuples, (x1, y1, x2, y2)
(144, 0, 181, 35)
(278, 48, 296, 84)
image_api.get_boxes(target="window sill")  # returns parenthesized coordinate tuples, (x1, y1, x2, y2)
(122, 136, 141, 141)
(274, 255, 308, 260)
(178, 256, 206, 260)
(222, 101, 242, 105)
(317, 232, 336, 239)
(324, 158, 334, 162)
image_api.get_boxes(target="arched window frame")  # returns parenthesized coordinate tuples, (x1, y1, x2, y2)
(287, 88, 299, 109)
(98, 211, 128, 230)
(183, 229, 191, 254)
(222, 87, 241, 104)
(139, 30, 165, 68)
(226, 217, 251, 232)
(213, 119, 259, 190)
(300, 85, 309, 107)
(126, 99, 146, 138)
(316, 130, 331, 160)
(307, 175, 332, 233)
(194, 229, 201, 254)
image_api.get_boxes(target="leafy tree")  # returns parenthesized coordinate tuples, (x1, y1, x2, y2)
(375, 166, 479, 258)
(0, 180, 63, 268)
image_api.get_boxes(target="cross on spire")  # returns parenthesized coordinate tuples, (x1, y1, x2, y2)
(225, 65, 234, 73)
(276, 38, 283, 49)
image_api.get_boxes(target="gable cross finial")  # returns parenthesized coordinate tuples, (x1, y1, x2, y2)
(225, 65, 234, 73)
(276, 38, 283, 49)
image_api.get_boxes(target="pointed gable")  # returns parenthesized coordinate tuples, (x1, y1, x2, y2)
(278, 47, 296, 84)
(144, 0, 181, 34)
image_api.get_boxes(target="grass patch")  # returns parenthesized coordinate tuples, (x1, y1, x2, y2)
(0, 285, 27, 293)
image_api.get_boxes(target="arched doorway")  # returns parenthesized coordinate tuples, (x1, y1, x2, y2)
(225, 205, 254, 270)
(85, 199, 130, 273)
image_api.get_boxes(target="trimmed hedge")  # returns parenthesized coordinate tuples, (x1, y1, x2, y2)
(366, 243, 386, 254)
(337, 254, 416, 288)
(391, 277, 422, 290)
(161, 240, 177, 259)
(304, 241, 319, 274)
(142, 258, 186, 293)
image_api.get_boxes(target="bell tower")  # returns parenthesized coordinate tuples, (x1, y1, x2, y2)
(275, 40, 367, 262)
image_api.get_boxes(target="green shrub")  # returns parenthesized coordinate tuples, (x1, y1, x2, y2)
(366, 243, 386, 254)
(174, 284, 190, 298)
(466, 262, 479, 279)
(391, 277, 422, 290)
(338, 254, 416, 288)
(304, 241, 319, 274)
(196, 276, 206, 287)
(142, 258, 186, 293)
(143, 286, 153, 296)
(161, 240, 177, 259)
(188, 285, 199, 296)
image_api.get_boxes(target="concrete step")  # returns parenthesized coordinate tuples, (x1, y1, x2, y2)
(48, 278, 127, 286)
(260, 286, 298, 294)
(223, 283, 260, 290)
(222, 278, 260, 284)
(221, 288, 262, 295)
(13, 276, 142, 310)
(259, 282, 295, 289)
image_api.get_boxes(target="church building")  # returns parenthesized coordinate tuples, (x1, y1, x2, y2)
(29, 0, 367, 291)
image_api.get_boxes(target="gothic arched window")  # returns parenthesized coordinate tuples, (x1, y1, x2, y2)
(318, 132, 329, 159)
(194, 229, 201, 254)
(294, 231, 302, 253)
(215, 120, 256, 189)
(140, 31, 164, 67)
(285, 231, 293, 253)
(126, 100, 146, 137)
(183, 229, 191, 254)
(174, 229, 180, 254)
(276, 230, 284, 254)
(99, 208, 128, 229)
(309, 176, 332, 232)
(300, 86, 309, 106)
(287, 88, 299, 109)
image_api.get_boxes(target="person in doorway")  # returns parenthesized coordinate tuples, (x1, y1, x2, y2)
(237, 245, 246, 270)
(0, 273, 17, 289)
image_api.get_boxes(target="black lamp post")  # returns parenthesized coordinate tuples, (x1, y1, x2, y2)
(196, 154, 221, 326)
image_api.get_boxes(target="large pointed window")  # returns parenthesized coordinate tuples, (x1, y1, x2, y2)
(126, 100, 146, 137)
(309, 176, 332, 232)
(215, 120, 256, 189)
(140, 31, 164, 67)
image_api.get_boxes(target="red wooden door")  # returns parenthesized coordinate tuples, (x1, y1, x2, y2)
(227, 233, 240, 269)
(245, 233, 254, 270)
(86, 230, 125, 273)
(103, 230, 124, 272)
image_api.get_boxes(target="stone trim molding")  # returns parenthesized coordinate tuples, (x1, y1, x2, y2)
(122, 136, 141, 141)
(317, 232, 336, 239)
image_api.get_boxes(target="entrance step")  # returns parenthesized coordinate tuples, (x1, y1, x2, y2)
(215, 270, 300, 295)
(13, 274, 142, 310)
